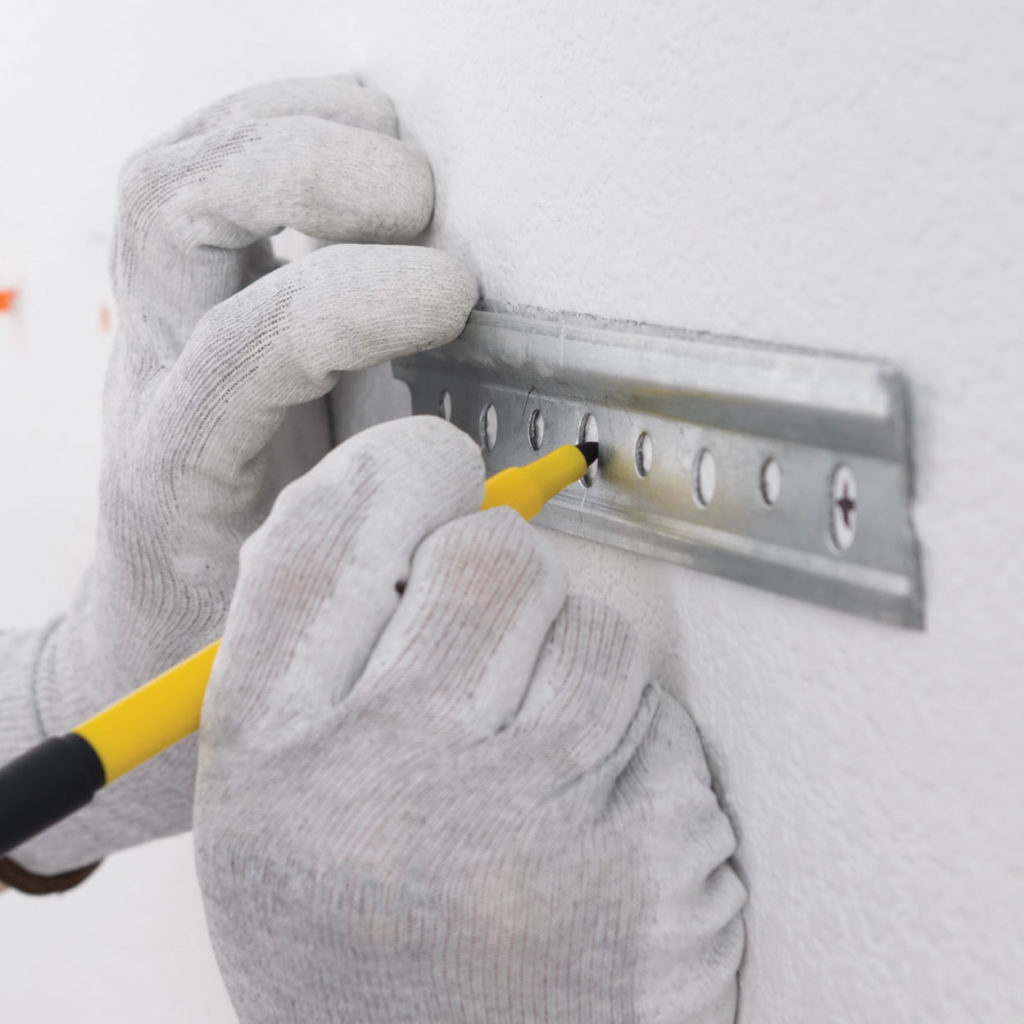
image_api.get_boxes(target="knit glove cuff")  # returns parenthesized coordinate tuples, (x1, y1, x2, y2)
(0, 625, 53, 767)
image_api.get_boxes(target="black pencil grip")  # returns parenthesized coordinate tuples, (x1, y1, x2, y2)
(0, 734, 105, 858)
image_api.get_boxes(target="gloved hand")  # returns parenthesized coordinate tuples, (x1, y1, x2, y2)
(195, 415, 746, 1024)
(0, 75, 476, 878)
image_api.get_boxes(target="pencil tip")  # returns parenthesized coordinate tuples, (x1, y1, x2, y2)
(576, 441, 599, 466)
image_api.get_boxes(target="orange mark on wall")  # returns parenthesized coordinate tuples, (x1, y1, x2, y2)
(0, 288, 17, 313)
(99, 305, 112, 332)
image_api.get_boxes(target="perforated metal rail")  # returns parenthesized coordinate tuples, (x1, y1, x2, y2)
(393, 305, 923, 629)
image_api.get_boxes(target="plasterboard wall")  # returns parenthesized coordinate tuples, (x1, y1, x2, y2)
(1, 3, 1021, 1021)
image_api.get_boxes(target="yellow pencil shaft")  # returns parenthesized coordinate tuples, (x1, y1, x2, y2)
(73, 641, 220, 783)
(481, 444, 587, 519)
(70, 445, 588, 784)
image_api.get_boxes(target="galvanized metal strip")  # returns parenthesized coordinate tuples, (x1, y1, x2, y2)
(392, 305, 923, 629)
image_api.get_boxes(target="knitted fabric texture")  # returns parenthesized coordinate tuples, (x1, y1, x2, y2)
(0, 75, 477, 874)
(195, 417, 746, 1023)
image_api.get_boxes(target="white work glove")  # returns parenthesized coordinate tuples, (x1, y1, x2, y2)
(0, 75, 476, 879)
(195, 415, 746, 1024)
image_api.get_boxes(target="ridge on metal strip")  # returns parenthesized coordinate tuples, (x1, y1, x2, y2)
(392, 304, 924, 629)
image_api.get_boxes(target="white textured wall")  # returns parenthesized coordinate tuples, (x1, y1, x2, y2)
(1, 3, 1021, 1021)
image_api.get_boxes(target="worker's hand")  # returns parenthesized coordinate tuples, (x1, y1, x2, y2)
(194, 415, 746, 1024)
(0, 75, 476, 877)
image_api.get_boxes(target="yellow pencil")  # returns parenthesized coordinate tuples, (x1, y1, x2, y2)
(0, 442, 597, 857)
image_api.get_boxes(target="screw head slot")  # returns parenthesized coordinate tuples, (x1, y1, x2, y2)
(829, 464, 857, 551)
